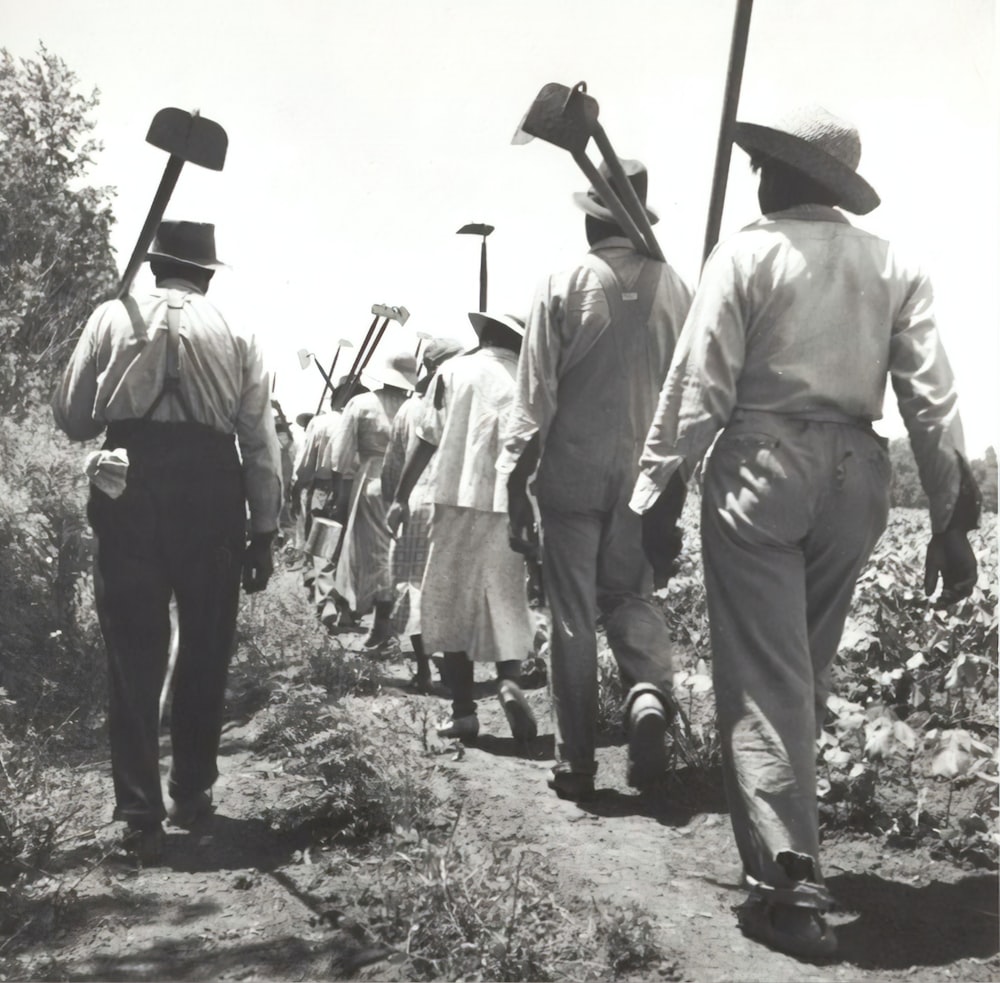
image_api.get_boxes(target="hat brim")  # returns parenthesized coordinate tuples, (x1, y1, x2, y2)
(146, 250, 228, 270)
(363, 368, 415, 391)
(467, 312, 526, 339)
(572, 192, 659, 226)
(733, 122, 880, 215)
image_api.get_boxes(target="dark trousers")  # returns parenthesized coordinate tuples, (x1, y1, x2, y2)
(89, 422, 246, 827)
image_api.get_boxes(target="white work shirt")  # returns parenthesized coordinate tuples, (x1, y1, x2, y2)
(631, 205, 966, 531)
(52, 278, 282, 534)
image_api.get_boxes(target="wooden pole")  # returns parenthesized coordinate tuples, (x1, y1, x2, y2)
(702, 0, 754, 263)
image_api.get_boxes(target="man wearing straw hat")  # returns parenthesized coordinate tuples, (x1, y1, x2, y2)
(498, 160, 692, 802)
(633, 106, 980, 958)
(53, 220, 282, 863)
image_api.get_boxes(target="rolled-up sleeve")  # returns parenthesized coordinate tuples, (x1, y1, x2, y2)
(496, 276, 562, 474)
(235, 334, 282, 534)
(631, 248, 746, 512)
(889, 268, 964, 531)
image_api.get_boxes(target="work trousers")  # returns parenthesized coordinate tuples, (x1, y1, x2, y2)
(90, 421, 246, 828)
(701, 412, 889, 896)
(539, 496, 673, 776)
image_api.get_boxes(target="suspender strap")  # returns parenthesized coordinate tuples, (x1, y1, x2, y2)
(120, 295, 149, 343)
(143, 290, 195, 421)
(586, 254, 660, 337)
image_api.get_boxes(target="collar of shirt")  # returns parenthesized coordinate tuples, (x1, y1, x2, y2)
(751, 204, 852, 228)
(155, 277, 206, 295)
(478, 345, 519, 365)
(589, 235, 635, 253)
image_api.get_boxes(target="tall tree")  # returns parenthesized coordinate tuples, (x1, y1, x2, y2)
(0, 44, 117, 414)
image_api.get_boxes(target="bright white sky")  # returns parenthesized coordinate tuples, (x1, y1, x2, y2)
(6, 0, 998, 454)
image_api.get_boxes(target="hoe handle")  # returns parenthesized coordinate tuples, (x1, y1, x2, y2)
(117, 155, 185, 299)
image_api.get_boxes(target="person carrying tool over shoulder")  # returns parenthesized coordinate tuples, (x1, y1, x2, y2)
(497, 159, 692, 803)
(52, 220, 282, 865)
(631, 106, 980, 960)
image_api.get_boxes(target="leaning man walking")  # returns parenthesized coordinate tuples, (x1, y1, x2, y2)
(53, 220, 282, 863)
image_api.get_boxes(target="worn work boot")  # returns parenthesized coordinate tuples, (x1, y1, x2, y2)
(123, 822, 165, 865)
(547, 766, 596, 803)
(436, 714, 480, 744)
(167, 790, 214, 830)
(625, 685, 670, 789)
(735, 898, 838, 960)
(497, 680, 537, 742)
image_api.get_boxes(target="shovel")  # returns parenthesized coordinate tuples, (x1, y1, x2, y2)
(457, 223, 494, 311)
(117, 107, 228, 298)
(513, 82, 664, 262)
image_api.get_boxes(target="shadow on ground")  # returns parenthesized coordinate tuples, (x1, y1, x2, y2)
(830, 870, 999, 969)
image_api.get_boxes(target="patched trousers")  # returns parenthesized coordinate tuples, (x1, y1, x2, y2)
(701, 411, 890, 895)
(540, 495, 673, 775)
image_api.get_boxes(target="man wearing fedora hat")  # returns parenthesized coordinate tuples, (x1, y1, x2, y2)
(387, 314, 537, 744)
(53, 219, 282, 863)
(632, 105, 980, 958)
(326, 349, 416, 648)
(498, 159, 692, 801)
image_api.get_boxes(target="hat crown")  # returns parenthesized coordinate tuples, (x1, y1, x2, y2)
(591, 157, 649, 206)
(774, 105, 861, 172)
(148, 220, 222, 268)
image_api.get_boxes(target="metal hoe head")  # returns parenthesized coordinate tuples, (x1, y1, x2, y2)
(457, 223, 495, 238)
(512, 82, 599, 154)
(146, 108, 228, 170)
(296, 349, 314, 370)
(371, 304, 411, 326)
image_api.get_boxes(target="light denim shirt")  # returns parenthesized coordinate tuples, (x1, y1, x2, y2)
(630, 205, 966, 531)
(52, 279, 282, 534)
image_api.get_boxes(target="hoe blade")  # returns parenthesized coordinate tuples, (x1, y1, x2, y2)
(513, 82, 599, 154)
(146, 107, 228, 171)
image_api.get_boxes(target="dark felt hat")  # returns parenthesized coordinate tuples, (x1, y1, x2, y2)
(147, 221, 227, 269)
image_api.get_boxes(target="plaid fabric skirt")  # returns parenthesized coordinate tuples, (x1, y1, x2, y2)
(389, 500, 432, 636)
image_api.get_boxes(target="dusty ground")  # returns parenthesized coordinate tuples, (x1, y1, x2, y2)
(3, 570, 998, 982)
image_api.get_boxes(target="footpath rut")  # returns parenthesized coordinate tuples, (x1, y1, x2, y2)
(3, 570, 998, 982)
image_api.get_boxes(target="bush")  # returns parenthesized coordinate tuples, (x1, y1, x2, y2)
(0, 407, 104, 735)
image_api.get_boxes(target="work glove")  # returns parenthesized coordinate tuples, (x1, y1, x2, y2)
(507, 472, 539, 560)
(243, 532, 276, 594)
(640, 471, 687, 589)
(386, 500, 409, 539)
(923, 528, 977, 608)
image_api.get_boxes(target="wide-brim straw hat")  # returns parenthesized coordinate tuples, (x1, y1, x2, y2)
(733, 105, 880, 215)
(468, 312, 526, 339)
(147, 220, 228, 269)
(365, 350, 417, 391)
(423, 337, 467, 370)
(572, 158, 659, 225)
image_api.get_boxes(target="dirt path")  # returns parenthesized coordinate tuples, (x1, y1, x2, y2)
(4, 576, 998, 982)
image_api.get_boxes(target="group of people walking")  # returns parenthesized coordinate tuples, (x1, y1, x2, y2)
(53, 104, 980, 962)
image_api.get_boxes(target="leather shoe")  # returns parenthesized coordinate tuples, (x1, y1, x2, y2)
(736, 898, 837, 960)
(497, 680, 537, 742)
(436, 714, 479, 744)
(626, 690, 669, 789)
(167, 790, 213, 829)
(123, 823, 165, 865)
(547, 769, 596, 802)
